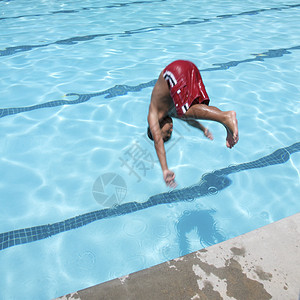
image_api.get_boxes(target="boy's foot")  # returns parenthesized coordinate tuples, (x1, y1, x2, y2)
(224, 111, 239, 148)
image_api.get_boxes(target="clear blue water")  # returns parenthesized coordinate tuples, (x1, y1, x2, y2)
(0, 0, 299, 299)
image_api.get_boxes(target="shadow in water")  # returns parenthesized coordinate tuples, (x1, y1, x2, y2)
(0, 142, 299, 251)
(176, 209, 225, 256)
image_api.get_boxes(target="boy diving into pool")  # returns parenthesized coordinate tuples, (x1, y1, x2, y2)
(147, 60, 239, 188)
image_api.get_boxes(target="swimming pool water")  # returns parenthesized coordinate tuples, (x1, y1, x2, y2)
(1, 0, 299, 299)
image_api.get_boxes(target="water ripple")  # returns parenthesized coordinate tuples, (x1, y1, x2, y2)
(0, 0, 167, 22)
(1, 4, 299, 58)
(0, 45, 299, 119)
(0, 142, 299, 251)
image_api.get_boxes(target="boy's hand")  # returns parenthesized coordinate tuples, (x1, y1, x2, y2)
(204, 128, 214, 140)
(163, 169, 177, 188)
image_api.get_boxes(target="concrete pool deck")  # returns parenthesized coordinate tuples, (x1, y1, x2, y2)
(56, 213, 300, 300)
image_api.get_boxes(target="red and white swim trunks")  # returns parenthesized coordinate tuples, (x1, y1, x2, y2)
(163, 60, 210, 117)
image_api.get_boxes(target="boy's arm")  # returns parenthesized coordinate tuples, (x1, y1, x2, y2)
(148, 110, 176, 187)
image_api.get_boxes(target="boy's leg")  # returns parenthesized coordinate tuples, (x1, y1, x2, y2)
(184, 104, 239, 148)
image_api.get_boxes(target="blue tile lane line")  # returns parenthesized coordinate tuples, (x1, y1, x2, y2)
(1, 142, 299, 251)
(1, 4, 299, 57)
(1, 2, 298, 22)
(0, 45, 299, 119)
(0, 0, 167, 22)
